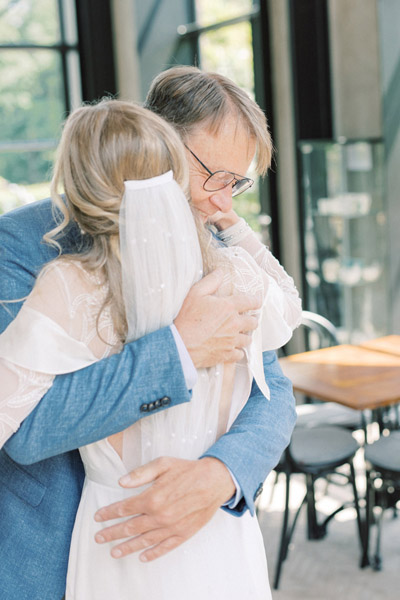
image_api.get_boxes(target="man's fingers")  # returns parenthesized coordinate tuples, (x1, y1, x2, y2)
(138, 507, 214, 562)
(95, 514, 153, 544)
(189, 268, 224, 296)
(118, 457, 170, 489)
(231, 292, 262, 313)
(95, 492, 148, 522)
(238, 314, 259, 333)
(139, 535, 183, 562)
(110, 528, 173, 559)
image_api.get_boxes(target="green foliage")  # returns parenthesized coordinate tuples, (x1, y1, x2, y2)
(0, 1, 64, 210)
(0, 0, 59, 44)
(195, 1, 261, 227)
(0, 177, 51, 214)
(195, 0, 254, 27)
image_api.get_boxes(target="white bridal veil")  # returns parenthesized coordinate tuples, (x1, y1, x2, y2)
(119, 170, 203, 342)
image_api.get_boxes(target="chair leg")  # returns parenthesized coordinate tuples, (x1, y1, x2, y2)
(361, 410, 369, 444)
(306, 474, 326, 539)
(372, 507, 384, 571)
(372, 489, 388, 571)
(273, 472, 291, 590)
(267, 470, 280, 508)
(273, 473, 308, 590)
(348, 460, 366, 565)
(361, 469, 372, 568)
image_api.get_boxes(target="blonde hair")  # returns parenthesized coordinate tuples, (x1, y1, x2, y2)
(47, 98, 215, 341)
(145, 65, 273, 175)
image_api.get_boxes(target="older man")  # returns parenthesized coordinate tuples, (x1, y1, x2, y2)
(0, 66, 297, 599)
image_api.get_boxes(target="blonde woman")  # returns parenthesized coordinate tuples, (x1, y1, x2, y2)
(0, 99, 300, 599)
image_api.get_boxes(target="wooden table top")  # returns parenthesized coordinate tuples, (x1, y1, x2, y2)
(358, 335, 400, 357)
(279, 337, 400, 410)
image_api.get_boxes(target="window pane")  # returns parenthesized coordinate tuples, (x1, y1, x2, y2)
(0, 0, 60, 45)
(195, 0, 254, 27)
(199, 21, 259, 230)
(0, 48, 64, 209)
(0, 49, 65, 143)
(199, 22, 254, 100)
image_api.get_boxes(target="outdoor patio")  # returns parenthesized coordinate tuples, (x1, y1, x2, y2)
(258, 458, 399, 599)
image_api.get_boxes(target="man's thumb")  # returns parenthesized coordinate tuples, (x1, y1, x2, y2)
(191, 268, 224, 297)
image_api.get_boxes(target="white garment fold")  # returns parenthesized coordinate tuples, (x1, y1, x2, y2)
(0, 305, 97, 373)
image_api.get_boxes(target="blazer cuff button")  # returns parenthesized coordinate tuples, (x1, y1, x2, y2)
(161, 396, 171, 406)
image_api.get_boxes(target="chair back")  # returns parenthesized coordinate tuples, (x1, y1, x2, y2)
(300, 310, 339, 350)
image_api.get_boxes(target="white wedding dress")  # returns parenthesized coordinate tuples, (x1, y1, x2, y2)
(0, 176, 301, 600)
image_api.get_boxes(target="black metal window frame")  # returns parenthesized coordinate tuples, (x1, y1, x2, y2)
(0, 0, 81, 157)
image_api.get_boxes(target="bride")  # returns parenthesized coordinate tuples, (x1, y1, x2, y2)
(0, 99, 300, 599)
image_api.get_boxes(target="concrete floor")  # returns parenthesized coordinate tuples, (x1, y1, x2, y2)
(257, 454, 400, 600)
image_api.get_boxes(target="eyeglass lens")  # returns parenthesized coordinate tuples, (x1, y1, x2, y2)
(204, 172, 253, 197)
(232, 178, 253, 197)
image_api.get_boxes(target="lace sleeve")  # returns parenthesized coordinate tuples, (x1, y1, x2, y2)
(0, 360, 54, 448)
(217, 218, 302, 331)
(0, 260, 119, 448)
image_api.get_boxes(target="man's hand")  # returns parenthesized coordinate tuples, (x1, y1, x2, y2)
(94, 456, 235, 561)
(174, 269, 260, 368)
(207, 208, 241, 231)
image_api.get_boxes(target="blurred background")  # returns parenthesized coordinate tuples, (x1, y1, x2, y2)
(0, 0, 399, 347)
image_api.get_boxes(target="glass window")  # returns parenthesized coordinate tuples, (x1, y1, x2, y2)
(195, 0, 253, 27)
(299, 139, 388, 342)
(0, 0, 60, 44)
(0, 0, 81, 214)
(198, 21, 254, 97)
(193, 0, 262, 232)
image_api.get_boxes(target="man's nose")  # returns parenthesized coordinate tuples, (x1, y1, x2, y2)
(209, 187, 233, 213)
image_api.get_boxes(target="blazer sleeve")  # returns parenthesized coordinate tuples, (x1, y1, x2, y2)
(202, 349, 296, 516)
(0, 213, 191, 465)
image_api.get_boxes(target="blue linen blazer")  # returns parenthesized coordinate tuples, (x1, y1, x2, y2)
(0, 199, 296, 600)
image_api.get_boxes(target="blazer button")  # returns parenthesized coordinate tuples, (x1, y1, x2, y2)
(253, 483, 263, 500)
(148, 402, 155, 411)
(154, 398, 162, 408)
(140, 403, 149, 412)
(161, 396, 171, 406)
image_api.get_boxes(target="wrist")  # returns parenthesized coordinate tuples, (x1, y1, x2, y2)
(199, 456, 236, 504)
(216, 217, 250, 245)
(212, 213, 241, 231)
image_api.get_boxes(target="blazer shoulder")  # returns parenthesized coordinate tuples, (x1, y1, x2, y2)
(0, 198, 54, 238)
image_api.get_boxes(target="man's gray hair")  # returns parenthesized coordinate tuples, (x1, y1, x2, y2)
(145, 65, 272, 176)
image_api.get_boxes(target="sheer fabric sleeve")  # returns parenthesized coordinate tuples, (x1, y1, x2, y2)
(216, 219, 302, 356)
(0, 359, 54, 448)
(0, 261, 117, 448)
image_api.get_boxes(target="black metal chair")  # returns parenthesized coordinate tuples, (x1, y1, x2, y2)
(271, 311, 367, 589)
(363, 430, 400, 570)
(272, 426, 364, 589)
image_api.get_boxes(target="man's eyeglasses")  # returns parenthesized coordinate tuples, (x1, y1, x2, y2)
(184, 145, 254, 198)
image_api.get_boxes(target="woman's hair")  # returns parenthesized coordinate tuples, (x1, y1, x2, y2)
(144, 65, 273, 175)
(47, 98, 215, 341)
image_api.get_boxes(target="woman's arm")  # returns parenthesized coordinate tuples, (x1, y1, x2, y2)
(214, 213, 302, 331)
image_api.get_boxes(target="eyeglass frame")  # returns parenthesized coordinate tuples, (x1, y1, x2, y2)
(184, 145, 254, 198)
